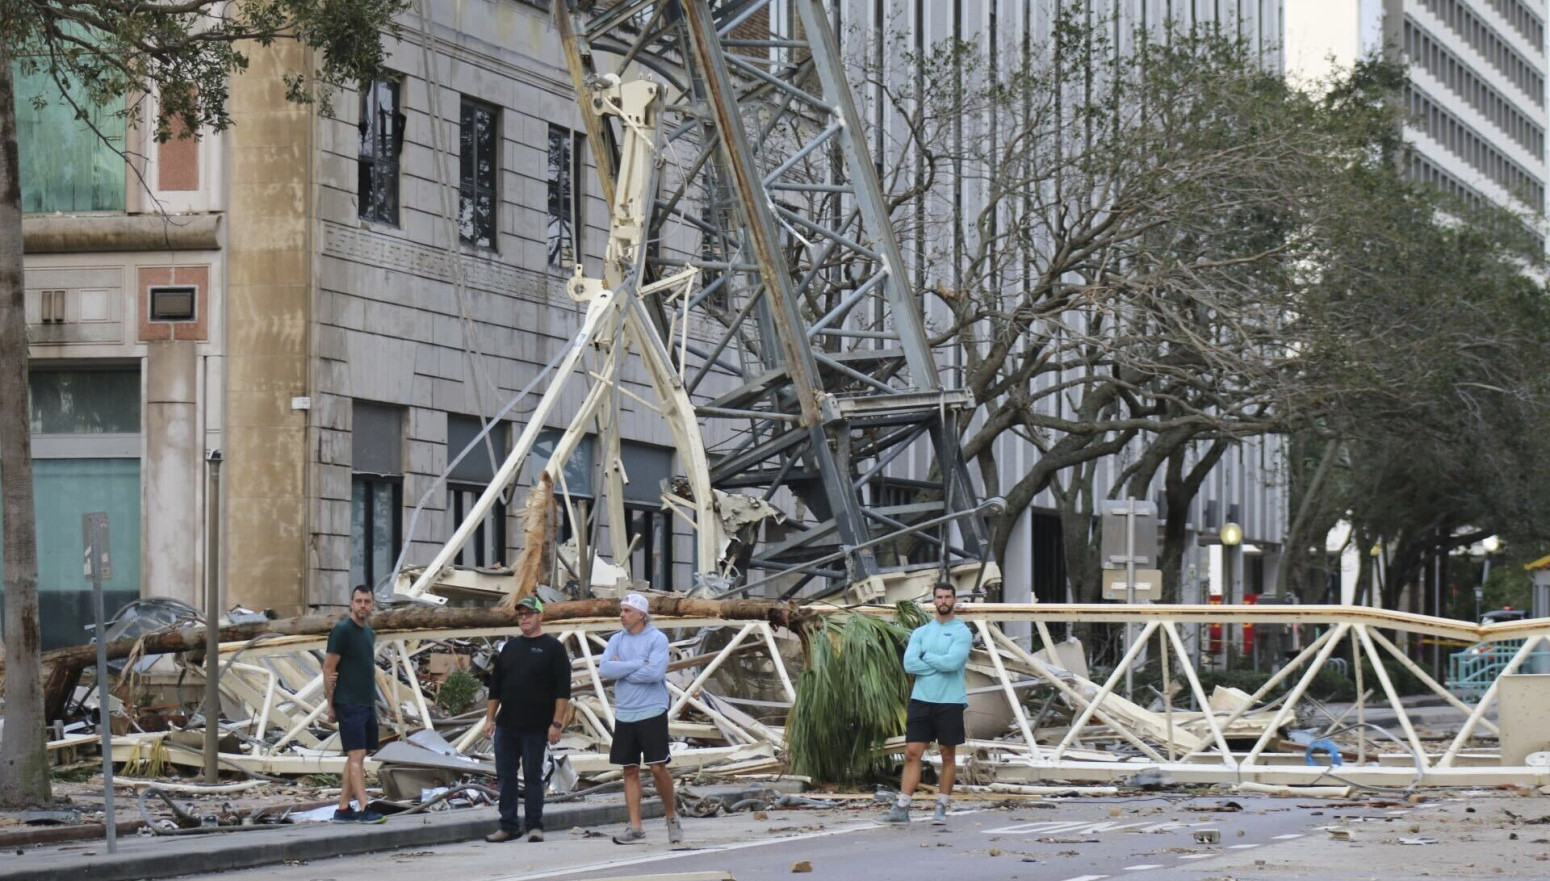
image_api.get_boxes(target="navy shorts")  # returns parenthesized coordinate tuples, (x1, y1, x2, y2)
(905, 699, 966, 747)
(610, 712, 671, 767)
(336, 703, 379, 753)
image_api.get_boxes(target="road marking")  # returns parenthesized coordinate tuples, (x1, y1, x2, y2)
(984, 820, 1094, 834)
(1061, 875, 1110, 881)
(1273, 833, 1304, 840)
(984, 819, 1153, 836)
(1124, 865, 1164, 870)
(1178, 854, 1216, 860)
(1135, 821, 1188, 833)
(496, 818, 881, 881)
(1228, 843, 1260, 849)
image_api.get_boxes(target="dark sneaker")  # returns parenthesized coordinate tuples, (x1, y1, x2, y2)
(332, 809, 359, 822)
(666, 816, 683, 844)
(613, 826, 647, 844)
(357, 811, 387, 825)
(526, 827, 544, 842)
(883, 804, 910, 824)
(486, 829, 520, 843)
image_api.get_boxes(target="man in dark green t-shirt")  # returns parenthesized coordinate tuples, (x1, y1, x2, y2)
(324, 585, 382, 823)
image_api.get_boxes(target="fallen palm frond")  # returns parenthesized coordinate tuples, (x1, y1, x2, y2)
(502, 470, 555, 609)
(785, 602, 921, 784)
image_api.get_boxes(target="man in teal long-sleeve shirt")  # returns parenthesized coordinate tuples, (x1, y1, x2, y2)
(886, 582, 972, 826)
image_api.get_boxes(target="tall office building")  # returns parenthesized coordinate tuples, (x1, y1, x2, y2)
(1288, 0, 1548, 216)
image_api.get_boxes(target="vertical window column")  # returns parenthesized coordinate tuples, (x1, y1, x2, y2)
(459, 97, 499, 248)
(547, 124, 586, 270)
(351, 402, 403, 591)
(358, 78, 403, 226)
(447, 415, 508, 568)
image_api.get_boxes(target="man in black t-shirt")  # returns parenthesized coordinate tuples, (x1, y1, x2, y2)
(483, 595, 571, 842)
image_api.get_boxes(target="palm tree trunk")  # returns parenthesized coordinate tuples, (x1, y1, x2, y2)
(0, 36, 53, 808)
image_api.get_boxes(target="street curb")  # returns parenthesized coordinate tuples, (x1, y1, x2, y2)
(4, 798, 665, 881)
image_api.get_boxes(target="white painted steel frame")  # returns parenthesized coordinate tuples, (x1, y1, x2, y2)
(185, 603, 1550, 786)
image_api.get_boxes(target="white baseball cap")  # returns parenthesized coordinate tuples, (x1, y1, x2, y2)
(621, 593, 650, 613)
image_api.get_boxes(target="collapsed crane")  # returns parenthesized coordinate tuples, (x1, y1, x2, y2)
(402, 0, 998, 607)
(28, 1, 1550, 799)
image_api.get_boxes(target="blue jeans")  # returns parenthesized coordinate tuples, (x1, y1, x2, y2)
(494, 727, 548, 832)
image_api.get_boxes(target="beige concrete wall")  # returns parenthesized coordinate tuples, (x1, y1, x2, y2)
(144, 340, 201, 607)
(224, 39, 313, 616)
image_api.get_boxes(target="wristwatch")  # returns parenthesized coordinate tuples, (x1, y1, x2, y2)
(550, 721, 563, 730)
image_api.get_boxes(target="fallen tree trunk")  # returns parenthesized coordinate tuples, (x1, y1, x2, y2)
(18, 595, 812, 722)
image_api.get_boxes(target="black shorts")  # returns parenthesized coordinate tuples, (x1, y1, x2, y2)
(905, 699, 966, 747)
(610, 712, 671, 767)
(336, 703, 379, 753)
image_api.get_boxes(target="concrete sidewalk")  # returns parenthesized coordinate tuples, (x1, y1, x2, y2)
(4, 796, 663, 881)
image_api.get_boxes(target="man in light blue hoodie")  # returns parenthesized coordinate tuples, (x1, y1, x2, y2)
(886, 582, 972, 826)
(600, 593, 683, 845)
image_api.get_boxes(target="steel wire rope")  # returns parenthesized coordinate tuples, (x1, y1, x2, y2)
(410, 0, 510, 533)
(387, 334, 581, 590)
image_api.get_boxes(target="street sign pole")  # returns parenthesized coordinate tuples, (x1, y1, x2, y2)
(204, 450, 223, 783)
(1125, 501, 1137, 700)
(1101, 500, 1157, 701)
(83, 512, 116, 854)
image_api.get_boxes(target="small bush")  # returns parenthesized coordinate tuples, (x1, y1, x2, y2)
(436, 669, 481, 715)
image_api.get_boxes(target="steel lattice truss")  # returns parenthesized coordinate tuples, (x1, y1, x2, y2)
(555, 0, 992, 600)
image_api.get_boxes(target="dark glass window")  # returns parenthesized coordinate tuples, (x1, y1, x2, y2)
(358, 78, 402, 226)
(351, 402, 403, 589)
(29, 369, 141, 434)
(459, 97, 498, 249)
(447, 415, 508, 568)
(547, 124, 585, 269)
(351, 478, 402, 590)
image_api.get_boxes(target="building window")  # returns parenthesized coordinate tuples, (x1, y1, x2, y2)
(547, 124, 585, 270)
(620, 443, 675, 590)
(7, 368, 142, 649)
(459, 97, 499, 249)
(13, 63, 125, 213)
(351, 402, 403, 590)
(358, 78, 402, 226)
(447, 415, 508, 568)
(29, 369, 141, 434)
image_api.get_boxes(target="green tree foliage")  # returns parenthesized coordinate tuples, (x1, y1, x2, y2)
(0, 0, 406, 810)
(1281, 62, 1550, 606)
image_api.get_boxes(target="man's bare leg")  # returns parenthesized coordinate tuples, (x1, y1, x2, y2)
(939, 744, 956, 796)
(647, 762, 677, 819)
(339, 748, 367, 812)
(621, 764, 643, 830)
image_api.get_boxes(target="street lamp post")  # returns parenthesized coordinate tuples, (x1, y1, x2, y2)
(1220, 522, 1242, 667)
(1478, 535, 1500, 623)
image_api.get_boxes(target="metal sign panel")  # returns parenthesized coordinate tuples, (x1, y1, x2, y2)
(82, 512, 111, 581)
(1102, 568, 1161, 601)
(1099, 500, 1158, 568)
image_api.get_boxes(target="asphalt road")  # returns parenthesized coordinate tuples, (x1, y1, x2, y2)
(165, 793, 1451, 881)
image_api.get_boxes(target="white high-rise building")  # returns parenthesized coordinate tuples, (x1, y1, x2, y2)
(1288, 0, 1548, 215)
